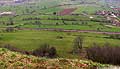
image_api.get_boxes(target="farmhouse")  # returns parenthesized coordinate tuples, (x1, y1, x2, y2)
(107, 16, 120, 27)
(0, 12, 16, 16)
(112, 19, 120, 27)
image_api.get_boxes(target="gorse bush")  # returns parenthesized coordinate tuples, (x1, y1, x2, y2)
(86, 43, 120, 65)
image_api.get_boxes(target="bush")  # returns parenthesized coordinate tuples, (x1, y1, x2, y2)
(32, 44, 49, 57)
(86, 43, 120, 65)
(56, 35, 64, 39)
(5, 27, 14, 32)
(1, 44, 30, 55)
(1, 44, 57, 58)
(2, 44, 20, 52)
(49, 47, 57, 58)
(109, 34, 120, 39)
(32, 44, 57, 58)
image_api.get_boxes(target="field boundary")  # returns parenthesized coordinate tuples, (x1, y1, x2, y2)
(3, 27, 120, 35)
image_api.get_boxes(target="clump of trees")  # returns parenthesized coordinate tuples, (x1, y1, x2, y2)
(86, 43, 120, 65)
(32, 44, 57, 58)
(1, 44, 57, 58)
(35, 21, 41, 28)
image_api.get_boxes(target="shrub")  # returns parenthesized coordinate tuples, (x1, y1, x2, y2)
(1, 44, 30, 55)
(56, 35, 64, 39)
(32, 44, 50, 57)
(1, 44, 57, 58)
(109, 34, 120, 39)
(2, 44, 20, 52)
(5, 27, 14, 32)
(32, 44, 57, 58)
(86, 43, 120, 65)
(49, 47, 57, 58)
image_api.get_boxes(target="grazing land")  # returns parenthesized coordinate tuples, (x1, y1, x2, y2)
(0, 0, 120, 68)
(0, 30, 119, 58)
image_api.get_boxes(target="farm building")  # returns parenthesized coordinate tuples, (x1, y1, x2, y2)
(112, 20, 120, 27)
(107, 16, 120, 27)
(0, 12, 16, 16)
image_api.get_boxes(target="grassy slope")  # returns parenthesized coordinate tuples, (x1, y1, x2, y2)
(0, 0, 106, 14)
(1, 15, 120, 32)
(0, 30, 119, 58)
(0, 48, 107, 69)
(0, 0, 62, 14)
(73, 6, 105, 14)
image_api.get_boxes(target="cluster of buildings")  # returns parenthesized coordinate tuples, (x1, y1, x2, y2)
(96, 10, 120, 27)
(107, 17, 120, 27)
(96, 10, 120, 17)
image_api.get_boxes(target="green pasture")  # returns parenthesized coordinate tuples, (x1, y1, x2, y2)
(0, 30, 119, 58)
(0, 14, 120, 32)
(73, 6, 111, 14)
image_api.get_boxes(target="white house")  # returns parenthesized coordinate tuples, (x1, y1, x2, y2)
(0, 11, 16, 16)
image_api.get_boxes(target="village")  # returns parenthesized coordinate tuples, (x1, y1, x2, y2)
(96, 9, 120, 27)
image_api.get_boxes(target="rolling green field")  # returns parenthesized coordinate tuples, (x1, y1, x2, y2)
(0, 0, 119, 59)
(73, 6, 105, 14)
(0, 30, 119, 58)
(0, 0, 62, 14)
(0, 14, 120, 32)
(0, 0, 111, 14)
(0, 0, 117, 33)
(0, 0, 120, 67)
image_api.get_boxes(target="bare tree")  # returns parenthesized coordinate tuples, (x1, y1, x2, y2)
(73, 35, 84, 54)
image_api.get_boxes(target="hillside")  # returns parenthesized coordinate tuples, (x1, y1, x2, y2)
(0, 0, 110, 14)
(0, 48, 107, 69)
(0, 0, 119, 68)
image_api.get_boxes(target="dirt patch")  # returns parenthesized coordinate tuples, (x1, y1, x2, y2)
(58, 8, 77, 15)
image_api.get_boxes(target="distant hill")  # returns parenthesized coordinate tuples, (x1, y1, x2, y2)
(0, 0, 119, 7)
